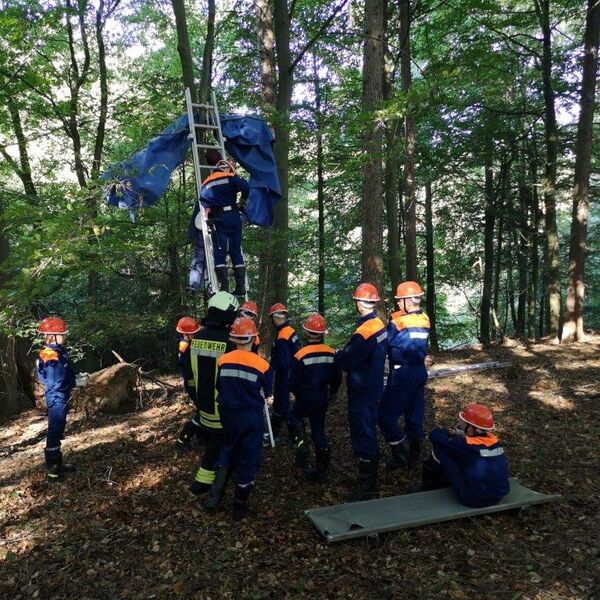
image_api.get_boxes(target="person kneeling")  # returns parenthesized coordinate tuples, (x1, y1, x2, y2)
(418, 403, 510, 508)
(204, 317, 272, 521)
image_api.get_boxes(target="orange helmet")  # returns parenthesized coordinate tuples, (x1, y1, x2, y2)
(269, 303, 288, 316)
(395, 281, 424, 299)
(240, 301, 258, 318)
(303, 313, 327, 335)
(230, 316, 258, 339)
(38, 317, 68, 335)
(353, 283, 380, 302)
(459, 404, 495, 431)
(176, 316, 201, 334)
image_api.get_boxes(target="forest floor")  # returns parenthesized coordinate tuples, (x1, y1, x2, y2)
(1, 337, 599, 600)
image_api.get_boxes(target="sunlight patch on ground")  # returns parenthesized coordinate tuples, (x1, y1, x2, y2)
(527, 391, 575, 411)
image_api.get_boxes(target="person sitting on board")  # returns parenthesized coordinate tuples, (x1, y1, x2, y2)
(415, 403, 510, 508)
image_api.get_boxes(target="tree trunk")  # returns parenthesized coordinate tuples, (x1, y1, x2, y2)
(516, 150, 529, 338)
(272, 0, 293, 303)
(4, 98, 37, 197)
(400, 0, 417, 280)
(561, 0, 600, 343)
(360, 0, 386, 292)
(528, 177, 540, 340)
(313, 55, 326, 316)
(424, 181, 439, 351)
(384, 36, 401, 295)
(198, 0, 216, 104)
(91, 0, 108, 180)
(492, 192, 504, 340)
(171, 0, 197, 103)
(480, 153, 494, 345)
(536, 0, 561, 339)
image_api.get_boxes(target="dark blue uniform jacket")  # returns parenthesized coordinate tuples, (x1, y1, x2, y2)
(36, 344, 76, 405)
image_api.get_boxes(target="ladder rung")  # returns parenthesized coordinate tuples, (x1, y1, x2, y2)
(198, 164, 218, 169)
(196, 143, 222, 149)
(191, 102, 216, 109)
(195, 123, 220, 129)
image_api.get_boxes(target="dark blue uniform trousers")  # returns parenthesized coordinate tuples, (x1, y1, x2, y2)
(273, 376, 296, 427)
(213, 212, 244, 267)
(348, 389, 378, 461)
(293, 396, 328, 449)
(46, 395, 69, 459)
(217, 406, 263, 486)
(378, 364, 428, 443)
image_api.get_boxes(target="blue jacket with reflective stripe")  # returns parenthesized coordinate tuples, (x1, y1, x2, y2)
(270, 322, 300, 395)
(335, 312, 387, 399)
(429, 428, 510, 501)
(200, 171, 250, 209)
(216, 349, 273, 410)
(387, 309, 430, 367)
(36, 344, 76, 404)
(290, 342, 342, 404)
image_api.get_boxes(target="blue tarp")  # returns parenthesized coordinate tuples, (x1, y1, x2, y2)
(103, 114, 280, 227)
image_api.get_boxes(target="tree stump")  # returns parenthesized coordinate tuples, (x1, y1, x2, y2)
(72, 363, 139, 415)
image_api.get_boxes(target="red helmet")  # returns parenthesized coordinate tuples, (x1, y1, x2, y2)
(38, 317, 68, 335)
(459, 404, 495, 431)
(303, 313, 327, 335)
(240, 300, 258, 318)
(395, 281, 424, 299)
(230, 316, 258, 339)
(176, 316, 201, 334)
(353, 283, 380, 302)
(269, 303, 288, 316)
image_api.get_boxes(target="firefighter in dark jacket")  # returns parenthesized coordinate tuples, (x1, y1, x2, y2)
(378, 281, 431, 470)
(36, 317, 77, 482)
(418, 404, 510, 508)
(192, 149, 250, 297)
(174, 316, 203, 451)
(268, 303, 300, 441)
(188, 292, 240, 495)
(335, 284, 388, 501)
(204, 317, 273, 521)
(239, 300, 262, 355)
(290, 314, 342, 482)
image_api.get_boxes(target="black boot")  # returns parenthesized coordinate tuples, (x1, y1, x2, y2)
(232, 484, 252, 521)
(384, 441, 408, 471)
(408, 438, 422, 469)
(204, 466, 231, 511)
(215, 266, 229, 292)
(293, 422, 310, 469)
(345, 460, 378, 502)
(305, 447, 331, 483)
(232, 265, 246, 298)
(407, 454, 447, 493)
(45, 450, 75, 483)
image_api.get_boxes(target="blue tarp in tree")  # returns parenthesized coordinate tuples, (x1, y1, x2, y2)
(103, 114, 280, 227)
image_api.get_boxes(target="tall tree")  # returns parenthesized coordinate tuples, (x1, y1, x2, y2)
(360, 0, 386, 292)
(400, 0, 417, 280)
(424, 181, 438, 350)
(534, 0, 561, 340)
(561, 0, 600, 343)
(480, 150, 495, 345)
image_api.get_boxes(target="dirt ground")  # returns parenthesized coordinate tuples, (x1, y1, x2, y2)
(1, 338, 599, 599)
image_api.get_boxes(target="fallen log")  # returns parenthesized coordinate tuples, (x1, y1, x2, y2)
(427, 361, 512, 380)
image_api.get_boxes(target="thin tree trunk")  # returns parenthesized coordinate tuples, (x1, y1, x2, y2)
(535, 0, 561, 339)
(198, 0, 216, 104)
(424, 181, 438, 351)
(313, 55, 326, 316)
(528, 177, 540, 340)
(91, 0, 108, 180)
(492, 196, 504, 340)
(400, 0, 417, 280)
(384, 35, 400, 295)
(171, 0, 197, 103)
(272, 0, 293, 303)
(480, 153, 494, 345)
(562, 0, 600, 343)
(360, 0, 386, 291)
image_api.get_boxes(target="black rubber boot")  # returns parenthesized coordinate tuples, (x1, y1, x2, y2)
(45, 450, 75, 483)
(407, 438, 422, 469)
(215, 266, 229, 292)
(345, 460, 378, 502)
(204, 466, 230, 511)
(384, 441, 408, 471)
(293, 422, 310, 468)
(232, 266, 246, 298)
(232, 484, 252, 522)
(407, 454, 447, 493)
(305, 447, 331, 483)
